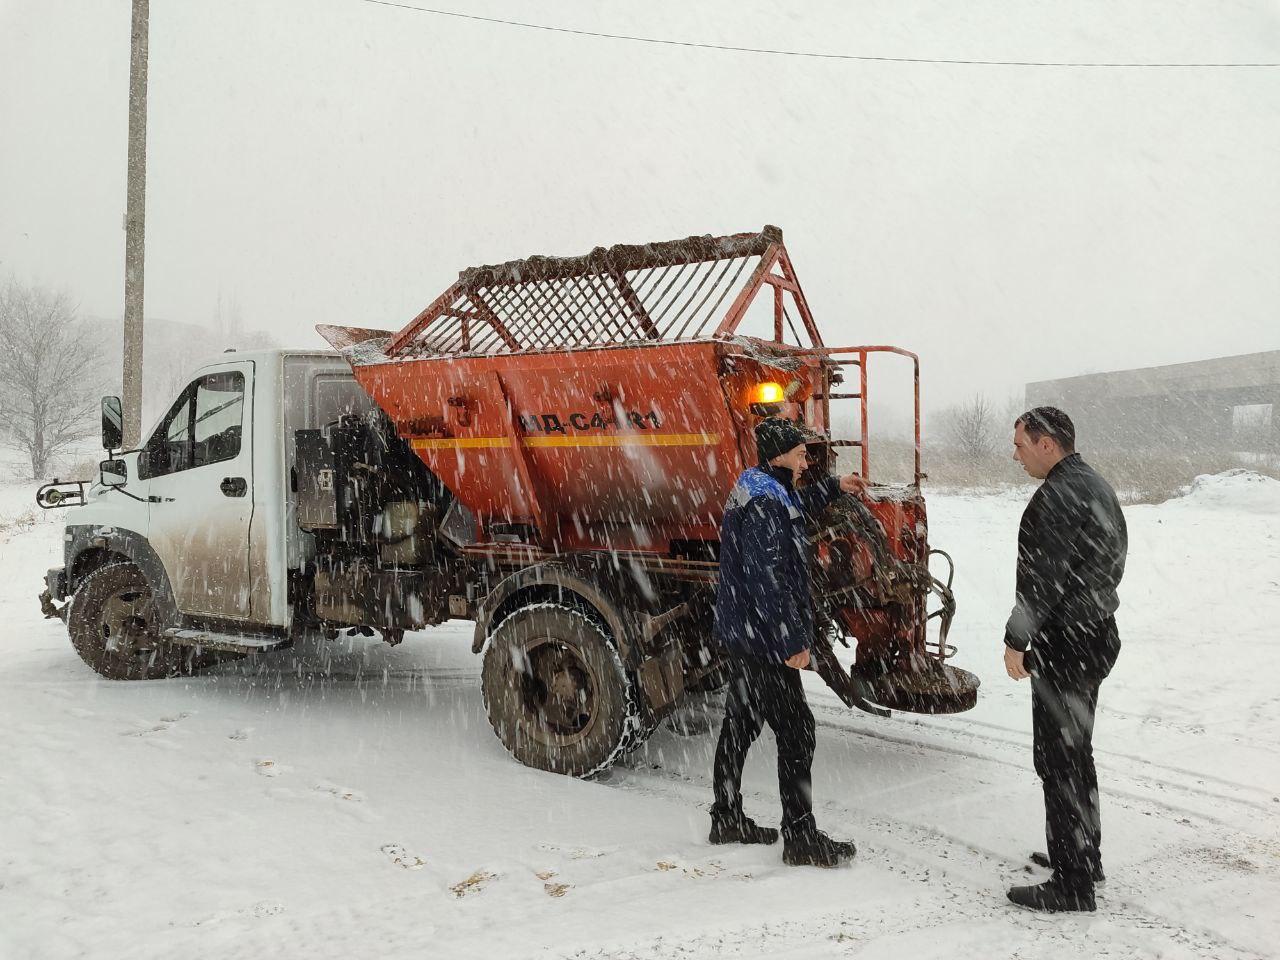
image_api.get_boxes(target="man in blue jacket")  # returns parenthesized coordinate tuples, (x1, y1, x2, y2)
(710, 417, 866, 867)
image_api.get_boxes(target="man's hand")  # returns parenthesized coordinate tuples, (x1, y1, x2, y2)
(1004, 645, 1030, 681)
(785, 648, 811, 670)
(838, 474, 868, 496)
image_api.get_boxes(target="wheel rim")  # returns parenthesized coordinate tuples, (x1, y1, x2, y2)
(99, 584, 156, 659)
(520, 639, 597, 743)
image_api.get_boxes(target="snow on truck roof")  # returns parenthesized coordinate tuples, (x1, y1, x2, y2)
(316, 225, 826, 362)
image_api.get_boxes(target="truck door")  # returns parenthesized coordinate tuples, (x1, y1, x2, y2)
(137, 362, 255, 621)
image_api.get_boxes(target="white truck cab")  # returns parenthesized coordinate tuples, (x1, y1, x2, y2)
(39, 349, 377, 675)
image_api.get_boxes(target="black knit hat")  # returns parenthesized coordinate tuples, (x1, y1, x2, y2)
(755, 417, 807, 464)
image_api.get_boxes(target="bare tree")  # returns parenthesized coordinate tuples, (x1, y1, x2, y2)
(1002, 392, 1027, 434)
(941, 393, 998, 465)
(0, 281, 107, 478)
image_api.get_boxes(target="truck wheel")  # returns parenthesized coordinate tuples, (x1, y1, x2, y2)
(482, 603, 647, 778)
(67, 564, 208, 680)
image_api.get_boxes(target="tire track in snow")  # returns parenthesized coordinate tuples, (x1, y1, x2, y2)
(898, 708, 1279, 801)
(607, 759, 1269, 960)
(559, 890, 1002, 960)
(805, 698, 1278, 823)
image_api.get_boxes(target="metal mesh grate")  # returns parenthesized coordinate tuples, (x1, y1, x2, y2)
(388, 225, 810, 357)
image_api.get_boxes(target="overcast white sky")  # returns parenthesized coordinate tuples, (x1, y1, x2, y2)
(1, 0, 1277, 412)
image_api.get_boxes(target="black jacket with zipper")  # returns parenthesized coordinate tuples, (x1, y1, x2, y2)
(1004, 453, 1128, 681)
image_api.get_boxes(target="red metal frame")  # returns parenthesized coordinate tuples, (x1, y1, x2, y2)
(714, 240, 823, 347)
(385, 226, 825, 358)
(794, 346, 922, 486)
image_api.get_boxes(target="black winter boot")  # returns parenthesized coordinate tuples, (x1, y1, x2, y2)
(709, 814, 779, 846)
(782, 830, 856, 867)
(1028, 851, 1105, 885)
(1007, 878, 1096, 913)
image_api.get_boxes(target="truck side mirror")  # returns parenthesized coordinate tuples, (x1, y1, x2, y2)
(99, 459, 128, 487)
(102, 396, 124, 452)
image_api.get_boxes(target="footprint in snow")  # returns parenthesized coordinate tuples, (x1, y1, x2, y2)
(537, 842, 614, 860)
(682, 861, 725, 880)
(314, 781, 364, 802)
(121, 724, 168, 737)
(121, 712, 191, 737)
(449, 870, 496, 898)
(182, 900, 285, 927)
(382, 844, 426, 870)
(228, 728, 252, 741)
(655, 860, 742, 880)
(534, 870, 572, 897)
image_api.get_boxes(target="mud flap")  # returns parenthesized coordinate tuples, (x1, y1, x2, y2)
(39, 589, 66, 622)
(638, 641, 685, 718)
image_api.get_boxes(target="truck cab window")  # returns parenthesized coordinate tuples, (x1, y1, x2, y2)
(193, 373, 244, 467)
(139, 372, 244, 478)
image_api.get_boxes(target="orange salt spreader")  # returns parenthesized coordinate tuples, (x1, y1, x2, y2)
(316, 226, 978, 776)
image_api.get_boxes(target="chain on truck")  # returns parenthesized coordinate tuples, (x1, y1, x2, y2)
(36, 226, 979, 777)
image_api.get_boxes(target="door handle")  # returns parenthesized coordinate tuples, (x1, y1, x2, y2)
(220, 477, 247, 497)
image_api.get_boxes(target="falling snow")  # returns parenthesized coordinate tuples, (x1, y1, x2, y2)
(1, 472, 1277, 958)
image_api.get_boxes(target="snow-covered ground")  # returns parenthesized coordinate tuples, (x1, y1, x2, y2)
(1, 473, 1277, 960)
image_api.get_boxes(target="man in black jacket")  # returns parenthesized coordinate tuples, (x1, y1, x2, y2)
(710, 417, 866, 867)
(1004, 406, 1127, 913)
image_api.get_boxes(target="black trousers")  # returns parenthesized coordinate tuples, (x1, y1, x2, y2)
(1031, 677, 1102, 888)
(712, 655, 816, 839)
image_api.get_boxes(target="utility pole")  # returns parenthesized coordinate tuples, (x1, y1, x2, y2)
(122, 0, 149, 447)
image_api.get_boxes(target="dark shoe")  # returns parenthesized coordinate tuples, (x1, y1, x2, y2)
(782, 830, 856, 867)
(1028, 851, 1105, 885)
(1007, 879, 1096, 913)
(709, 815, 779, 846)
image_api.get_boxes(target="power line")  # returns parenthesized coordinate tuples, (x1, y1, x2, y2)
(360, 1, 1280, 68)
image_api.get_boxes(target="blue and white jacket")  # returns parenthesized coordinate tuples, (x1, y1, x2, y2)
(713, 465, 842, 663)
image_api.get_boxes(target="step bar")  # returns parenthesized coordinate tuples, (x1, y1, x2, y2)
(162, 628, 290, 656)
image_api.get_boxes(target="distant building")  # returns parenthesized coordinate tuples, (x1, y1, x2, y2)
(1026, 350, 1280, 451)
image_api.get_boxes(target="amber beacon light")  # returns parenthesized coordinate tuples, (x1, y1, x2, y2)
(751, 381, 785, 404)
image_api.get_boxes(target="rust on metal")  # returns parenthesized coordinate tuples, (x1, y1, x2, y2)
(386, 225, 824, 357)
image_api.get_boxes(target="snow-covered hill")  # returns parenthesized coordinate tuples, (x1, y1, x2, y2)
(1, 475, 1277, 959)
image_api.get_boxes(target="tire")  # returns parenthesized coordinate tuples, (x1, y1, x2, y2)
(481, 603, 649, 778)
(67, 564, 210, 680)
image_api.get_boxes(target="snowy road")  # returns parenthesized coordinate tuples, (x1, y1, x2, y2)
(1, 475, 1277, 959)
